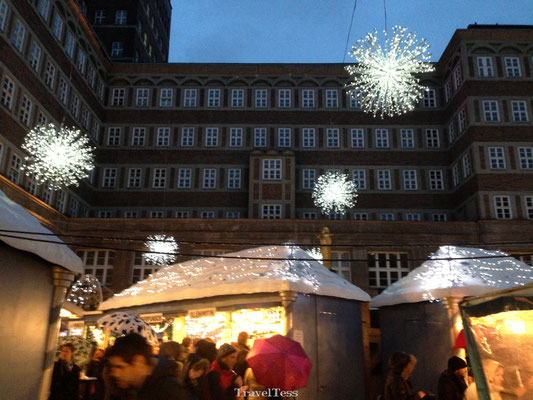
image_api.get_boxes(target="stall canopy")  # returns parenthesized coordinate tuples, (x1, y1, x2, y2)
(0, 189, 82, 273)
(370, 246, 533, 308)
(100, 245, 371, 310)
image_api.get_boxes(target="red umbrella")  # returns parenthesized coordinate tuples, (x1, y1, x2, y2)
(453, 329, 467, 350)
(245, 334, 312, 391)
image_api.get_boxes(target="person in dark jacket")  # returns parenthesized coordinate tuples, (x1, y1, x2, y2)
(206, 343, 246, 400)
(384, 352, 431, 400)
(49, 343, 81, 400)
(195, 339, 218, 363)
(83, 348, 105, 400)
(437, 356, 468, 400)
(107, 333, 181, 400)
(179, 354, 211, 400)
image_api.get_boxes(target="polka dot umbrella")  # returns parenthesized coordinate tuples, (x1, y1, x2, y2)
(97, 312, 158, 346)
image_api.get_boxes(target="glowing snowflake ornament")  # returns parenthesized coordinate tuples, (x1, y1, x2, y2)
(312, 171, 358, 215)
(21, 124, 94, 190)
(345, 25, 435, 118)
(144, 235, 179, 266)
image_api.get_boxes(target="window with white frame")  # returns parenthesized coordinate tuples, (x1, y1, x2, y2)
(477, 57, 494, 77)
(422, 89, 436, 107)
(159, 88, 173, 107)
(202, 169, 216, 189)
(255, 89, 267, 108)
(87, 66, 96, 88)
(375, 129, 389, 148)
(368, 252, 409, 289)
(0, 0, 6, 31)
(429, 170, 444, 190)
(207, 89, 220, 107)
(111, 42, 124, 57)
(55, 191, 67, 213)
(44, 60, 56, 89)
(349, 90, 362, 108)
(458, 109, 466, 132)
(181, 128, 195, 146)
(184, 89, 197, 107)
(150, 211, 164, 218)
(405, 213, 421, 222)
(432, 213, 448, 222)
(58, 78, 69, 104)
(177, 168, 192, 188)
(302, 128, 316, 148)
(107, 128, 121, 146)
(1, 76, 15, 109)
(37, 111, 47, 126)
(277, 128, 291, 147)
(403, 170, 418, 190)
(94, 9, 105, 24)
(10, 20, 25, 52)
(425, 129, 440, 148)
(69, 198, 79, 217)
(302, 212, 317, 220)
(518, 148, 533, 169)
(152, 168, 167, 188)
(136, 89, 149, 107)
(131, 127, 146, 146)
(326, 129, 340, 148)
(205, 128, 219, 147)
(350, 129, 364, 148)
(229, 128, 243, 147)
(353, 213, 368, 221)
(330, 251, 351, 280)
(505, 57, 521, 77)
(379, 213, 395, 221)
(70, 94, 80, 118)
(278, 89, 291, 108)
(124, 211, 138, 218)
(41, 183, 53, 205)
(111, 88, 125, 106)
(352, 169, 366, 190)
(19, 94, 32, 126)
(25, 172, 39, 196)
(462, 153, 472, 177)
(175, 211, 190, 218)
(261, 204, 282, 219)
(115, 10, 127, 24)
(524, 197, 533, 220)
(511, 101, 528, 122)
(9, 154, 22, 184)
(231, 89, 244, 107)
(301, 90, 315, 108)
(156, 127, 170, 146)
(254, 128, 267, 147)
(483, 101, 499, 122)
(400, 129, 414, 148)
(377, 170, 391, 190)
(38, 0, 50, 19)
(493, 196, 512, 219)
(127, 168, 142, 188)
(302, 169, 316, 189)
(452, 66, 462, 90)
(81, 109, 90, 130)
(79, 250, 114, 285)
(77, 50, 86, 74)
(444, 79, 452, 102)
(226, 211, 240, 219)
(29, 42, 42, 71)
(200, 211, 215, 219)
(488, 147, 506, 170)
(325, 89, 339, 108)
(262, 159, 281, 180)
(51, 14, 63, 39)
(102, 168, 117, 188)
(227, 168, 241, 189)
(132, 253, 159, 284)
(452, 164, 460, 187)
(97, 81, 105, 101)
(448, 122, 455, 144)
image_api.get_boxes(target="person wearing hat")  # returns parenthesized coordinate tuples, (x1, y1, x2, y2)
(437, 356, 469, 400)
(206, 343, 247, 400)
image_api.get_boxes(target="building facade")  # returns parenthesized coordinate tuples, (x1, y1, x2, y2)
(0, 0, 532, 297)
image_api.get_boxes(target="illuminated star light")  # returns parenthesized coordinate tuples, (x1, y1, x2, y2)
(305, 248, 323, 262)
(144, 235, 179, 266)
(22, 124, 95, 190)
(312, 171, 358, 215)
(345, 25, 435, 118)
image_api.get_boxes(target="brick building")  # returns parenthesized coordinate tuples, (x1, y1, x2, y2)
(0, 0, 532, 297)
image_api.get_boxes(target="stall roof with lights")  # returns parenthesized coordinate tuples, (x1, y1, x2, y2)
(0, 189, 82, 273)
(370, 246, 533, 308)
(100, 245, 371, 310)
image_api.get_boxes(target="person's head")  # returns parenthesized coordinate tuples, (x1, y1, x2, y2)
(182, 337, 192, 349)
(187, 357, 211, 380)
(447, 356, 468, 377)
(195, 339, 217, 362)
(217, 343, 238, 369)
(237, 331, 249, 346)
(106, 334, 153, 389)
(483, 359, 504, 389)
(159, 341, 181, 361)
(389, 352, 417, 379)
(92, 348, 105, 362)
(60, 343, 75, 362)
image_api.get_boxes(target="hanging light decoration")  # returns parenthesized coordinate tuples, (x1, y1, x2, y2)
(144, 235, 179, 266)
(305, 247, 323, 262)
(21, 123, 95, 190)
(345, 25, 435, 118)
(312, 171, 358, 215)
(66, 274, 103, 311)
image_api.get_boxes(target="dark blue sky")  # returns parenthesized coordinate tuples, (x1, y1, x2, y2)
(168, 0, 533, 63)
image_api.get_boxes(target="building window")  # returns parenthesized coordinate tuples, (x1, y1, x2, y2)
(458, 109, 466, 132)
(124, 211, 138, 218)
(94, 9, 105, 24)
(107, 128, 121, 146)
(9, 154, 22, 184)
(231, 89, 244, 107)
(227, 169, 241, 189)
(326, 129, 340, 148)
(505, 57, 521, 77)
(38, 0, 50, 19)
(111, 42, 124, 57)
(25, 172, 39, 196)
(37, 111, 47, 126)
(51, 14, 63, 39)
(152, 168, 167, 188)
(325, 89, 339, 108)
(331, 251, 351, 280)
(493, 196, 512, 219)
(184, 89, 197, 107)
(156, 127, 170, 146)
(254, 128, 267, 147)
(379, 213, 395, 221)
(353, 213, 368, 220)
(452, 164, 460, 187)
(0, 0, 6, 32)
(277, 128, 291, 147)
(200, 211, 215, 219)
(422, 89, 436, 107)
(328, 212, 344, 220)
(302, 212, 317, 220)
(29, 42, 42, 71)
(488, 147, 506, 170)
(159, 88, 173, 107)
(483, 101, 499, 122)
(448, 122, 455, 144)
(278, 89, 291, 108)
(302, 169, 316, 189)
(81, 109, 90, 130)
(77, 50, 86, 74)
(301, 90, 315, 108)
(91, 120, 100, 141)
(136, 89, 149, 107)
(203, 169, 216, 189)
(432, 213, 448, 222)
(44, 61, 56, 89)
(255, 89, 267, 108)
(375, 129, 389, 148)
(477, 57, 494, 77)
(1, 76, 15, 109)
(402, 170, 418, 190)
(352, 169, 366, 190)
(207, 89, 221, 107)
(462, 153, 472, 177)
(79, 250, 114, 286)
(302, 128, 316, 148)
(405, 213, 421, 222)
(400, 129, 414, 148)
(177, 168, 192, 188)
(444, 80, 452, 102)
(377, 170, 391, 190)
(518, 147, 533, 169)
(115, 10, 127, 24)
(102, 168, 117, 188)
(524, 197, 533, 220)
(425, 129, 440, 148)
(262, 159, 281, 180)
(226, 211, 240, 219)
(132, 253, 159, 284)
(19, 95, 32, 126)
(70, 94, 80, 118)
(87, 65, 96, 88)
(349, 90, 362, 108)
(429, 170, 444, 190)
(205, 128, 219, 147)
(181, 128, 195, 147)
(350, 129, 364, 148)
(511, 101, 528, 122)
(150, 211, 164, 218)
(175, 211, 190, 218)
(368, 252, 409, 289)
(229, 128, 243, 147)
(111, 88, 126, 106)
(58, 78, 69, 105)
(452, 65, 462, 90)
(261, 204, 282, 219)
(127, 168, 142, 188)
(131, 127, 146, 146)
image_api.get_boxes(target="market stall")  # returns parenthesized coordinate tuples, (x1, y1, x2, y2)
(370, 246, 533, 394)
(99, 245, 371, 400)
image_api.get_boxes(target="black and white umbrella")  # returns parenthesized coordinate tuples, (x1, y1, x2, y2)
(97, 312, 158, 346)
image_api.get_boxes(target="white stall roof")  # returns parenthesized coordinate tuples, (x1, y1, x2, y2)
(0, 189, 82, 273)
(370, 246, 533, 308)
(100, 245, 371, 310)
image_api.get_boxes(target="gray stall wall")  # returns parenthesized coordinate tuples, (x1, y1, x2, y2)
(379, 301, 453, 395)
(290, 294, 365, 400)
(0, 242, 53, 400)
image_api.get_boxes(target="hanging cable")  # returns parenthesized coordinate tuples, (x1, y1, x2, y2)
(343, 0, 359, 63)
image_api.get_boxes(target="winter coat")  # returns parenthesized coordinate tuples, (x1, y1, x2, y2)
(437, 369, 468, 400)
(49, 360, 81, 400)
(179, 375, 206, 400)
(206, 359, 239, 400)
(384, 373, 424, 400)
